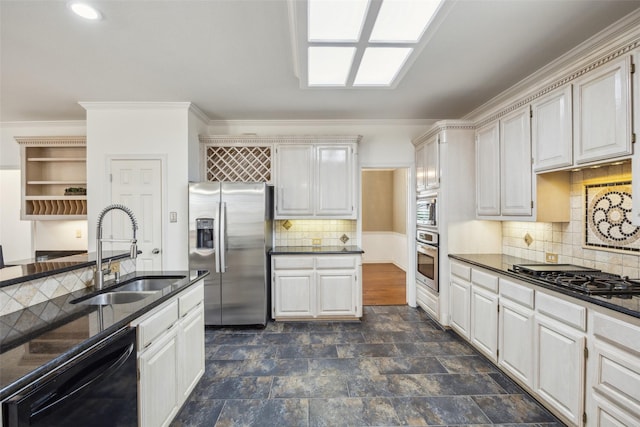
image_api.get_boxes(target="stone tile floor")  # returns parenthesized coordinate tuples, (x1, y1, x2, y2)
(171, 306, 565, 426)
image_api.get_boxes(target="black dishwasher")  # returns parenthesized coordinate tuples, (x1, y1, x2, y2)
(3, 327, 138, 427)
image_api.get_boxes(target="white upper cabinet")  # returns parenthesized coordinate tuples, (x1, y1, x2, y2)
(415, 134, 439, 194)
(275, 140, 358, 219)
(275, 144, 314, 216)
(532, 86, 573, 172)
(476, 121, 501, 216)
(501, 106, 533, 216)
(573, 55, 633, 164)
(634, 48, 640, 225)
(316, 145, 355, 216)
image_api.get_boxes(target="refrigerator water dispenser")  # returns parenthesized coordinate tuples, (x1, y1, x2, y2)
(196, 218, 214, 249)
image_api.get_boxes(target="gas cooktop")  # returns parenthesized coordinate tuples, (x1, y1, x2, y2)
(510, 264, 640, 297)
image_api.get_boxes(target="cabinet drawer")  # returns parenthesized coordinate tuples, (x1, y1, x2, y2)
(499, 278, 534, 308)
(592, 312, 640, 354)
(273, 256, 314, 270)
(472, 269, 498, 292)
(138, 300, 179, 349)
(536, 291, 586, 331)
(450, 261, 471, 281)
(316, 256, 357, 269)
(179, 282, 204, 317)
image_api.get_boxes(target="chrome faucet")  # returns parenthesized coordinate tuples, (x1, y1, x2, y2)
(95, 204, 138, 290)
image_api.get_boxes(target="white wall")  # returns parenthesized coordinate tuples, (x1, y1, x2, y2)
(82, 102, 193, 270)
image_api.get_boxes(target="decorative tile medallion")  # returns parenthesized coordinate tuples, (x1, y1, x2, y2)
(585, 181, 640, 252)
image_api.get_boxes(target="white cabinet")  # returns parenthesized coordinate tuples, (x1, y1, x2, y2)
(415, 134, 440, 193)
(275, 142, 357, 219)
(587, 311, 640, 426)
(632, 47, 640, 225)
(573, 55, 633, 164)
(133, 281, 205, 427)
(470, 269, 499, 362)
(534, 292, 586, 426)
(275, 144, 314, 216)
(272, 254, 362, 320)
(416, 281, 439, 320)
(139, 326, 179, 427)
(500, 106, 533, 216)
(498, 278, 535, 388)
(273, 270, 314, 318)
(475, 121, 501, 216)
(449, 276, 471, 339)
(532, 85, 573, 172)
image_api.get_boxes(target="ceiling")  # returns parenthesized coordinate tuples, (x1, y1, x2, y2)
(1, 0, 639, 123)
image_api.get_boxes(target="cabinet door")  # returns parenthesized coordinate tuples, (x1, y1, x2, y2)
(470, 286, 498, 362)
(273, 270, 314, 317)
(532, 85, 573, 171)
(535, 315, 585, 426)
(500, 106, 532, 216)
(139, 329, 179, 427)
(574, 55, 633, 164)
(316, 270, 357, 316)
(275, 144, 314, 217)
(632, 48, 640, 225)
(449, 276, 471, 339)
(316, 145, 355, 217)
(499, 298, 534, 388)
(424, 135, 440, 190)
(415, 143, 427, 193)
(178, 305, 205, 403)
(476, 121, 501, 216)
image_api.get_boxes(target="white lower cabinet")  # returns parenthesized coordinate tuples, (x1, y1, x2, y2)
(133, 280, 205, 427)
(587, 311, 640, 426)
(534, 291, 586, 426)
(416, 281, 439, 319)
(471, 285, 498, 362)
(498, 291, 535, 388)
(272, 254, 362, 320)
(449, 276, 471, 339)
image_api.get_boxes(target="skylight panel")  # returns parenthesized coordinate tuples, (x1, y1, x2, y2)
(369, 0, 443, 42)
(353, 47, 413, 86)
(308, 46, 356, 86)
(308, 0, 370, 42)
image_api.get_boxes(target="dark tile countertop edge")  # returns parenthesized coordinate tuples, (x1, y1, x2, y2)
(271, 245, 364, 255)
(0, 251, 131, 288)
(449, 253, 640, 319)
(0, 269, 210, 400)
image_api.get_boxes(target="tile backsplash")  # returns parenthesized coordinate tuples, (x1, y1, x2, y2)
(502, 162, 639, 277)
(274, 220, 357, 247)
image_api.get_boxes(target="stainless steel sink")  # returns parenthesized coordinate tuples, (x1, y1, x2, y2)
(74, 291, 157, 305)
(113, 276, 185, 292)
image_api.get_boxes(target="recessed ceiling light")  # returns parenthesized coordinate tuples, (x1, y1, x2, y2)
(370, 0, 443, 43)
(354, 47, 413, 86)
(308, 46, 356, 86)
(308, 0, 369, 42)
(68, 2, 102, 20)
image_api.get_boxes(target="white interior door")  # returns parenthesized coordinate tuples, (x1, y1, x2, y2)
(110, 159, 163, 271)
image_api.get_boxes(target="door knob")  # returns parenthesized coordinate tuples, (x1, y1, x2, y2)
(152, 248, 160, 254)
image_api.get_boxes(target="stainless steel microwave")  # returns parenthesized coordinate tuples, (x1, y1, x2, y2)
(417, 195, 437, 228)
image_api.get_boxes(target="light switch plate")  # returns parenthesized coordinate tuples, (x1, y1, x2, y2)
(545, 252, 558, 263)
(312, 238, 322, 246)
(169, 211, 177, 223)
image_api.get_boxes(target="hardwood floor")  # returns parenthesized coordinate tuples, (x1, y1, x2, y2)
(362, 263, 406, 305)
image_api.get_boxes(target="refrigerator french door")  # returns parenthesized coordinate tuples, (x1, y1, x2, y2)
(188, 182, 273, 326)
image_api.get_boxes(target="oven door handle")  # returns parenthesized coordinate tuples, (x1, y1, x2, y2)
(417, 244, 437, 256)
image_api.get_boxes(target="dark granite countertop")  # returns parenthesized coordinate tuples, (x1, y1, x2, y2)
(449, 253, 640, 319)
(271, 246, 364, 255)
(0, 269, 209, 400)
(0, 251, 131, 288)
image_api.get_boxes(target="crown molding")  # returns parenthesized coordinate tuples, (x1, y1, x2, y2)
(0, 120, 86, 128)
(412, 120, 475, 145)
(200, 134, 363, 145)
(464, 8, 640, 126)
(14, 135, 86, 146)
(188, 103, 211, 124)
(207, 118, 435, 127)
(79, 101, 194, 111)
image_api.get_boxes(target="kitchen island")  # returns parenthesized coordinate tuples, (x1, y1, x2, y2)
(448, 253, 640, 427)
(0, 252, 208, 426)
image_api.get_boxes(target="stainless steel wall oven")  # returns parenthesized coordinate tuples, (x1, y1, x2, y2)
(416, 228, 439, 293)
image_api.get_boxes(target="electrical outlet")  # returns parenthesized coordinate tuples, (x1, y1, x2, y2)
(169, 211, 177, 223)
(546, 252, 558, 263)
(312, 238, 322, 246)
(75, 229, 82, 238)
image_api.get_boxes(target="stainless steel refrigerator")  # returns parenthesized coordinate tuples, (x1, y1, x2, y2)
(188, 182, 273, 326)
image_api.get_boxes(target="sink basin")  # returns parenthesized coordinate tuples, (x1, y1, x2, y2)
(113, 276, 185, 292)
(74, 291, 157, 305)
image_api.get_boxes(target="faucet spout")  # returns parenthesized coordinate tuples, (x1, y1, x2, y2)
(95, 204, 139, 290)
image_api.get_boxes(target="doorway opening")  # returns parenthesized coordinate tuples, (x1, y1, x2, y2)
(361, 168, 409, 305)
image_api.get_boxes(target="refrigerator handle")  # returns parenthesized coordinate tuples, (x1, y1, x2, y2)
(220, 201, 227, 273)
(214, 203, 221, 273)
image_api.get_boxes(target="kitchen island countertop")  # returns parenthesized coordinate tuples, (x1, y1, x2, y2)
(449, 253, 640, 319)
